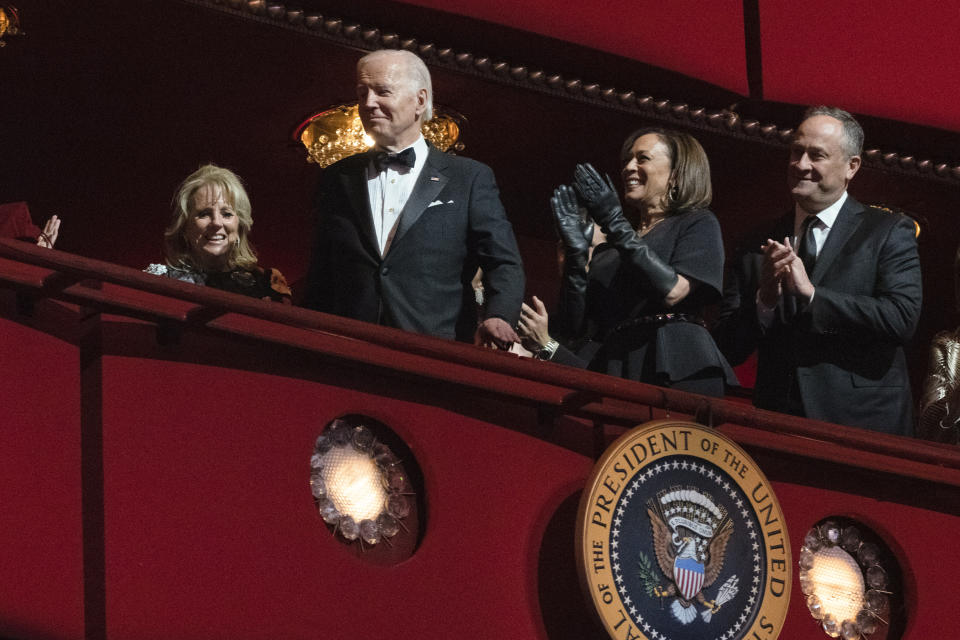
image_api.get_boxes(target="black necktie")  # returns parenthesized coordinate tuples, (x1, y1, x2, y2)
(798, 215, 818, 276)
(373, 148, 416, 172)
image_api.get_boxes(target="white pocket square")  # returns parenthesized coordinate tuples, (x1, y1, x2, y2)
(428, 200, 444, 208)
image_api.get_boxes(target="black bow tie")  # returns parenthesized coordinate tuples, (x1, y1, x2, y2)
(373, 148, 416, 172)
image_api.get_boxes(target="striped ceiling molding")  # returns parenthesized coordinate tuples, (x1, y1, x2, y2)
(181, 0, 960, 184)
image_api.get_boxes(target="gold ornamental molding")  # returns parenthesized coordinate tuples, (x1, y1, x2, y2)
(294, 103, 465, 168)
(0, 4, 24, 47)
(179, 0, 960, 184)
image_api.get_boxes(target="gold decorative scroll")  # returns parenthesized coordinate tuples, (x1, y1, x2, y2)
(0, 5, 23, 47)
(297, 103, 465, 168)
(869, 203, 922, 238)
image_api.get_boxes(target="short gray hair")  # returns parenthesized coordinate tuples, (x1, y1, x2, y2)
(802, 105, 864, 158)
(358, 49, 433, 121)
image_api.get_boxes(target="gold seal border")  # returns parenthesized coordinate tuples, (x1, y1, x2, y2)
(575, 420, 792, 640)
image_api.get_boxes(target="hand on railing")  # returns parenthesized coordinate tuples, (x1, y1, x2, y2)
(36, 215, 61, 249)
(474, 316, 520, 350)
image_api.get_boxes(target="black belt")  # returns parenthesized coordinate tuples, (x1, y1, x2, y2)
(609, 313, 705, 336)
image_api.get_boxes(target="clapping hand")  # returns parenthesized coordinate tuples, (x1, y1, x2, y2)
(759, 237, 814, 305)
(518, 296, 552, 350)
(573, 163, 621, 226)
(779, 237, 814, 300)
(574, 163, 680, 298)
(551, 184, 594, 259)
(758, 239, 789, 307)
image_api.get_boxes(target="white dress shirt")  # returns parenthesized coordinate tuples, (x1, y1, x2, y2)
(366, 135, 429, 256)
(793, 190, 847, 259)
(757, 191, 848, 326)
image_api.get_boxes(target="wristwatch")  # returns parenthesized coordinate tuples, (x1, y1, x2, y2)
(536, 339, 559, 361)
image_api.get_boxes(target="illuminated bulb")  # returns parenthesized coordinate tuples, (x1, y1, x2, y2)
(321, 446, 388, 522)
(807, 546, 864, 624)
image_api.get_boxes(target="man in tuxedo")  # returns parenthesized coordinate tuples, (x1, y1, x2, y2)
(716, 106, 922, 435)
(303, 49, 524, 346)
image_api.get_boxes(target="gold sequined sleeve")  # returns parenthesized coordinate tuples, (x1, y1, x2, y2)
(918, 329, 960, 444)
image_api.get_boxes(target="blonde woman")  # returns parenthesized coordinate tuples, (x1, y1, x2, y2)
(145, 164, 291, 303)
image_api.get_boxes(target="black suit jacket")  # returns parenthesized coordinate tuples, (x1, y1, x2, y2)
(303, 145, 524, 342)
(715, 196, 922, 435)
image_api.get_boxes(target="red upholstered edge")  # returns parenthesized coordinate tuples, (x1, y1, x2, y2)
(2, 237, 958, 485)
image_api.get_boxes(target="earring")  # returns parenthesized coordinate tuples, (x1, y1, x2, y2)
(668, 184, 679, 202)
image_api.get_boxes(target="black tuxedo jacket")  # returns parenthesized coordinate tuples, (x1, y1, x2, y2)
(715, 196, 922, 435)
(303, 145, 524, 342)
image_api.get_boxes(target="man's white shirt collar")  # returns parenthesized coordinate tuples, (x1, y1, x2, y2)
(794, 190, 847, 237)
(369, 135, 429, 175)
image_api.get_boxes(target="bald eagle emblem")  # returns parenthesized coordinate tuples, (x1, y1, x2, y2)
(645, 486, 737, 624)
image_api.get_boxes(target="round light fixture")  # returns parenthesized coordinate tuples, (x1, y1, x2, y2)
(310, 418, 411, 547)
(799, 519, 892, 638)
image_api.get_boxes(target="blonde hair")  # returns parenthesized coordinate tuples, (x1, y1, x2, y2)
(165, 164, 257, 271)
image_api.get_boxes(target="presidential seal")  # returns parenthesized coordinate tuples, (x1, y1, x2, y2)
(576, 420, 791, 640)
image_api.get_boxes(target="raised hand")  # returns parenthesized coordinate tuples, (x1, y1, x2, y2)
(758, 239, 789, 308)
(518, 296, 552, 349)
(36, 215, 61, 249)
(552, 185, 591, 338)
(780, 237, 814, 300)
(572, 166, 680, 299)
(551, 184, 594, 260)
(573, 163, 621, 225)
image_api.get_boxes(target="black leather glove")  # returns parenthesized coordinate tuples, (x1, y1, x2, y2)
(573, 163, 678, 298)
(572, 163, 622, 227)
(550, 184, 592, 339)
(551, 184, 594, 271)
